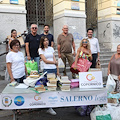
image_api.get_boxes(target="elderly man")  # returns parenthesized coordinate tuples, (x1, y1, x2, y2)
(57, 25, 76, 78)
(25, 24, 40, 71)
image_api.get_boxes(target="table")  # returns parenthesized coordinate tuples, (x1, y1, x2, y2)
(0, 84, 107, 110)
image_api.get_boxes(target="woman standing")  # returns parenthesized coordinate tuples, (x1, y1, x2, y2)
(6, 39, 27, 83)
(8, 29, 17, 50)
(38, 36, 59, 115)
(108, 44, 120, 92)
(74, 38, 92, 69)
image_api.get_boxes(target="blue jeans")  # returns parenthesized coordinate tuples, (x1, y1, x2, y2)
(31, 57, 40, 73)
(43, 69, 57, 77)
(14, 75, 26, 83)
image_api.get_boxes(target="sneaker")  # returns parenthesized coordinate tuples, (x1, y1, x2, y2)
(46, 108, 56, 115)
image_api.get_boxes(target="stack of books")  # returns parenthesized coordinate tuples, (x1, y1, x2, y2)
(59, 76, 71, 91)
(35, 85, 46, 92)
(47, 73, 57, 91)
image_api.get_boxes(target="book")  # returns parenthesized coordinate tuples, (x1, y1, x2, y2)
(47, 73, 56, 79)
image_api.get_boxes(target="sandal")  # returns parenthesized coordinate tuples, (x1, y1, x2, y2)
(15, 109, 21, 115)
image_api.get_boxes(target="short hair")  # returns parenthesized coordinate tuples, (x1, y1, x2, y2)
(44, 24, 50, 28)
(30, 24, 38, 28)
(80, 38, 90, 50)
(40, 36, 48, 50)
(87, 28, 94, 33)
(10, 39, 20, 49)
(117, 44, 120, 48)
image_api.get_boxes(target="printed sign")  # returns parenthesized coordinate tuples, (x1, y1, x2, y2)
(79, 71, 103, 89)
(0, 89, 107, 109)
(10, 0, 18, 4)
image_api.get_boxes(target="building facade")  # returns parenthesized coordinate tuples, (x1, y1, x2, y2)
(0, 0, 120, 53)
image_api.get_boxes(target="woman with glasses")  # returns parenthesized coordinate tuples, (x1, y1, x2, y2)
(6, 39, 27, 83)
(74, 38, 92, 69)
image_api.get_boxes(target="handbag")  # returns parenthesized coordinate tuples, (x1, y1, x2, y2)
(70, 58, 92, 74)
(96, 60, 101, 68)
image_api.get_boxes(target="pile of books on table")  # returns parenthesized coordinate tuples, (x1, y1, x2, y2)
(47, 73, 57, 91)
(59, 76, 71, 91)
(35, 85, 46, 92)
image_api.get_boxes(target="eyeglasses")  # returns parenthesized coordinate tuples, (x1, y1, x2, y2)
(14, 45, 20, 47)
(82, 41, 87, 43)
(32, 27, 37, 29)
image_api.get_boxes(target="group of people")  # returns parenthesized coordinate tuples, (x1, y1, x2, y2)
(5, 23, 120, 115)
(6, 24, 101, 87)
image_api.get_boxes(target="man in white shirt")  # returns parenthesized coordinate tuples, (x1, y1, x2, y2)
(87, 28, 100, 68)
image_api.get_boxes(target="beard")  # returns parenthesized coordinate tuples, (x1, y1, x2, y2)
(45, 30, 49, 34)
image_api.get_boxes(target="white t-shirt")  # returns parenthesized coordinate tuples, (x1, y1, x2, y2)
(38, 47, 56, 69)
(6, 51, 25, 79)
(87, 37, 100, 54)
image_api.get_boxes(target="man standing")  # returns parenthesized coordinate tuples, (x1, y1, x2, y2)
(57, 25, 76, 78)
(40, 24, 54, 47)
(25, 24, 40, 71)
(87, 28, 100, 68)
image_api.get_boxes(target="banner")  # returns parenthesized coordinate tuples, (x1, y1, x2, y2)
(79, 71, 103, 89)
(10, 0, 18, 4)
(0, 89, 107, 109)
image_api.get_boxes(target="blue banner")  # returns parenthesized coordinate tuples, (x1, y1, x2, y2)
(10, 0, 18, 4)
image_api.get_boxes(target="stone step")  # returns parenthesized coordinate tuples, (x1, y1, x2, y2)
(0, 71, 5, 80)
(99, 54, 112, 59)
(100, 59, 110, 64)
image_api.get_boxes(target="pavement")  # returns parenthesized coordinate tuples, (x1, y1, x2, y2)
(0, 75, 91, 120)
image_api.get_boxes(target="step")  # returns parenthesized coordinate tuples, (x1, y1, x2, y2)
(101, 63, 109, 68)
(100, 48, 111, 51)
(0, 71, 5, 80)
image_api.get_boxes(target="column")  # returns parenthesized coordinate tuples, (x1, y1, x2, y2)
(98, 0, 120, 51)
(53, 0, 86, 50)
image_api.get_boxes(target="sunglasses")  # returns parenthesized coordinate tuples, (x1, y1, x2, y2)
(82, 41, 87, 43)
(32, 27, 37, 29)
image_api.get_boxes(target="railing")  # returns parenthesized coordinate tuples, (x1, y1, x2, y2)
(0, 31, 27, 57)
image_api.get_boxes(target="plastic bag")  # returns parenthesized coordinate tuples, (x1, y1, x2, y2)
(90, 106, 112, 120)
(107, 103, 120, 120)
(75, 106, 88, 116)
(58, 58, 65, 68)
(70, 58, 92, 74)
(106, 74, 116, 92)
(23, 72, 47, 87)
(25, 60, 38, 75)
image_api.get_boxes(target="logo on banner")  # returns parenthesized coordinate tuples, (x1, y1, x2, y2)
(86, 74, 95, 81)
(2, 96, 12, 107)
(14, 96, 24, 106)
(34, 95, 41, 101)
(48, 96, 58, 104)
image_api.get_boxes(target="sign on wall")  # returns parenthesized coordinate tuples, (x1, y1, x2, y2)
(10, 0, 18, 4)
(71, 2, 80, 10)
(79, 71, 103, 89)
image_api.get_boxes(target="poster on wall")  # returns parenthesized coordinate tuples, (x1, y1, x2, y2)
(10, 0, 18, 4)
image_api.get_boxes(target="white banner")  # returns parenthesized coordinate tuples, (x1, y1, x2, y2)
(79, 71, 103, 89)
(0, 89, 107, 109)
